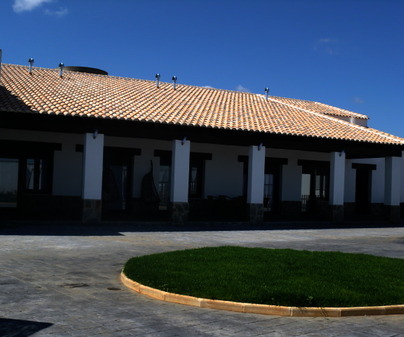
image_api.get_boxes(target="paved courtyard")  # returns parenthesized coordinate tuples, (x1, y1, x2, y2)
(0, 222, 403, 337)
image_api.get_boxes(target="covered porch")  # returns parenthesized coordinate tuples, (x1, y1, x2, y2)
(1, 112, 403, 225)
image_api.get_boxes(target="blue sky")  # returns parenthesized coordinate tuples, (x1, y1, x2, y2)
(1, 0, 404, 137)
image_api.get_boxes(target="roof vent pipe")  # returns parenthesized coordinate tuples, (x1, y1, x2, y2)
(264, 87, 270, 99)
(172, 76, 177, 90)
(59, 62, 64, 77)
(155, 73, 160, 88)
(28, 58, 34, 74)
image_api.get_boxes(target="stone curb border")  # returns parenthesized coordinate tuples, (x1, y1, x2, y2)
(120, 272, 404, 317)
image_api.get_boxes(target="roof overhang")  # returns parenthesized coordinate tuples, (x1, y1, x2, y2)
(1, 111, 402, 159)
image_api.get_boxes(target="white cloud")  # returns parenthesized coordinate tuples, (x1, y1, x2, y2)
(13, 0, 53, 13)
(45, 7, 68, 17)
(353, 97, 364, 104)
(314, 38, 338, 55)
(318, 38, 334, 43)
(236, 85, 250, 93)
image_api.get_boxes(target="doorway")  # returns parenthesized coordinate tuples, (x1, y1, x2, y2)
(352, 163, 376, 215)
(102, 148, 137, 217)
(355, 169, 372, 213)
(299, 160, 330, 217)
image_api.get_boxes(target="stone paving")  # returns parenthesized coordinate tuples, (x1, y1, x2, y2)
(0, 222, 403, 336)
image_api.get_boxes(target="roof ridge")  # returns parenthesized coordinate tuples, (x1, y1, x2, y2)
(313, 101, 368, 119)
(0, 63, 266, 96)
(269, 94, 368, 119)
(267, 96, 404, 145)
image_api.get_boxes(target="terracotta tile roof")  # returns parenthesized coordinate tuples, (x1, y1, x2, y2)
(270, 96, 368, 120)
(0, 63, 403, 145)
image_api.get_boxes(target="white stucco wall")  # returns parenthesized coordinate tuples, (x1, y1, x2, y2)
(332, 116, 368, 127)
(372, 159, 385, 203)
(191, 143, 246, 198)
(53, 139, 82, 196)
(104, 136, 171, 198)
(268, 148, 329, 202)
(347, 158, 385, 203)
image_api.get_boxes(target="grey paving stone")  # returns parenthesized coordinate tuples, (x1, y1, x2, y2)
(0, 222, 403, 336)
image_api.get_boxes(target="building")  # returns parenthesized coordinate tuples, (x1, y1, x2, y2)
(1, 61, 403, 225)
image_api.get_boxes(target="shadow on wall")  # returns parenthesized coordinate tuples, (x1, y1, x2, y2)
(0, 318, 53, 337)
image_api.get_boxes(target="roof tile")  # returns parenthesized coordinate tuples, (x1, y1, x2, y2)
(0, 63, 403, 145)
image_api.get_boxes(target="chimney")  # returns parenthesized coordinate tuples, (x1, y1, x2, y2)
(155, 73, 161, 88)
(264, 88, 270, 99)
(28, 58, 34, 74)
(59, 62, 64, 77)
(172, 76, 177, 90)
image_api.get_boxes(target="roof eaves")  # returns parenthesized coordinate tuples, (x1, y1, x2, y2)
(266, 96, 404, 145)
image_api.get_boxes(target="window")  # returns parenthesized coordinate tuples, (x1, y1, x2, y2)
(154, 150, 172, 210)
(0, 158, 19, 208)
(188, 153, 211, 199)
(189, 160, 204, 198)
(264, 173, 274, 211)
(158, 164, 171, 210)
(24, 158, 49, 192)
(300, 173, 311, 212)
(0, 140, 59, 211)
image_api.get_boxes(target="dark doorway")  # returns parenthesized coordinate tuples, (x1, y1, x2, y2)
(102, 147, 138, 218)
(355, 169, 372, 213)
(298, 160, 330, 218)
(264, 158, 287, 215)
(352, 163, 376, 215)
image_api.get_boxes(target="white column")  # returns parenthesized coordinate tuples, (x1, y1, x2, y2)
(247, 145, 265, 204)
(82, 132, 104, 224)
(170, 139, 190, 203)
(82, 133, 104, 200)
(385, 156, 400, 206)
(329, 151, 346, 206)
(401, 151, 404, 205)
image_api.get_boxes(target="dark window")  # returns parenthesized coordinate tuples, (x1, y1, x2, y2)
(264, 173, 274, 211)
(24, 158, 49, 192)
(0, 158, 19, 208)
(189, 153, 212, 199)
(264, 158, 287, 213)
(158, 164, 171, 209)
(189, 159, 205, 199)
(237, 156, 248, 198)
(0, 141, 58, 212)
(154, 150, 172, 210)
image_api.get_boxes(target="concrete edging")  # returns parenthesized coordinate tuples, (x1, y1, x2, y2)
(120, 272, 404, 317)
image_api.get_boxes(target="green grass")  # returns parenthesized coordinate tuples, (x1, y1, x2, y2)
(123, 246, 404, 307)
